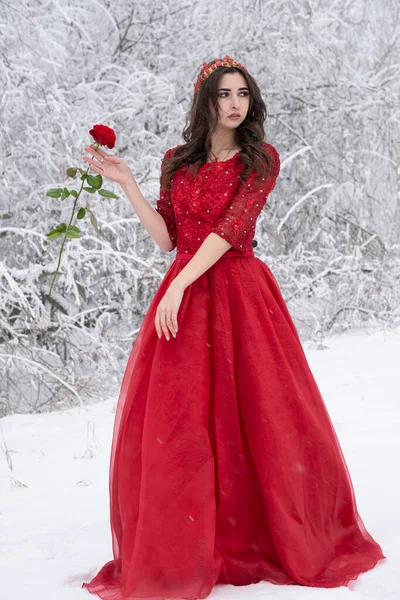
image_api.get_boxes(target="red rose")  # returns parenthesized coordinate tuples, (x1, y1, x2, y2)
(89, 124, 116, 149)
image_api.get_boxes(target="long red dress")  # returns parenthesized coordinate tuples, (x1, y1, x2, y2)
(82, 142, 386, 599)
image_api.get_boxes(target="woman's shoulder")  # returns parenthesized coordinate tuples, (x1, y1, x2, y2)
(260, 141, 280, 179)
(261, 140, 280, 161)
(162, 144, 183, 161)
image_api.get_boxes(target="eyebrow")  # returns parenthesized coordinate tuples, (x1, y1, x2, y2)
(218, 87, 249, 91)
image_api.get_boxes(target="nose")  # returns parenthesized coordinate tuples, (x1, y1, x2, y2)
(230, 94, 241, 110)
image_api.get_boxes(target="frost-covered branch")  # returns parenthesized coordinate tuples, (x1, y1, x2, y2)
(0, 0, 399, 415)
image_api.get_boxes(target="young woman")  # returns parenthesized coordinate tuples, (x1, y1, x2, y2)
(81, 56, 386, 599)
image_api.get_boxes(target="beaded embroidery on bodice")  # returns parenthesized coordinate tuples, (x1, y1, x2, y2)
(156, 141, 280, 254)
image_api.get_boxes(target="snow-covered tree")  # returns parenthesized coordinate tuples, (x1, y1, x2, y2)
(0, 0, 399, 414)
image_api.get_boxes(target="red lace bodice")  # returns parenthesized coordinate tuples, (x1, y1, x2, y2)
(155, 141, 280, 254)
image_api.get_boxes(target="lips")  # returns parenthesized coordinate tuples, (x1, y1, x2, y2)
(228, 114, 240, 118)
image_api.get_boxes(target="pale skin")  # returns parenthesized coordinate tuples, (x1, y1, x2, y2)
(82, 71, 250, 341)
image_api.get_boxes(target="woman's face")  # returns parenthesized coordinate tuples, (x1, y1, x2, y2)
(210, 71, 250, 129)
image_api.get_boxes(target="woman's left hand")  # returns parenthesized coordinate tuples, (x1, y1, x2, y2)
(155, 281, 184, 340)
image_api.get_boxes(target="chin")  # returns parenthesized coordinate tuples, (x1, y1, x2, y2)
(223, 119, 243, 128)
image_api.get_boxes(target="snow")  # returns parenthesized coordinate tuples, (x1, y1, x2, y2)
(0, 325, 398, 600)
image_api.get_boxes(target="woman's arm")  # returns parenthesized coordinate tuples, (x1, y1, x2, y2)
(170, 143, 280, 293)
(121, 176, 173, 252)
(170, 232, 232, 291)
(155, 232, 231, 339)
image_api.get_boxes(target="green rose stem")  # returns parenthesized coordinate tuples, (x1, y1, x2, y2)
(48, 142, 100, 296)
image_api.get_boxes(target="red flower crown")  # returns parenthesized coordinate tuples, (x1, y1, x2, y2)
(193, 55, 247, 94)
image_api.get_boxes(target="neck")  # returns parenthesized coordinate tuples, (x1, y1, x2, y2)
(210, 128, 237, 155)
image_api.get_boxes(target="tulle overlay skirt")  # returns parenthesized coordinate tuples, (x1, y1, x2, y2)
(82, 249, 385, 599)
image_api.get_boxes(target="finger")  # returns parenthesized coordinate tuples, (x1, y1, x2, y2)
(86, 144, 110, 159)
(154, 315, 162, 339)
(166, 313, 176, 338)
(83, 145, 102, 161)
(155, 311, 170, 340)
(160, 310, 170, 340)
(82, 155, 104, 167)
(86, 144, 111, 156)
(172, 314, 178, 334)
(82, 156, 105, 172)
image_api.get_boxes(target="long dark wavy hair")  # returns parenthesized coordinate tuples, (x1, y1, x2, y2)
(161, 59, 274, 190)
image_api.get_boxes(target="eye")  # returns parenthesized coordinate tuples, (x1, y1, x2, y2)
(218, 91, 249, 98)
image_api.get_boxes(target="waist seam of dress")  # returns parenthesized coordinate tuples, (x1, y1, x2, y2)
(175, 251, 255, 260)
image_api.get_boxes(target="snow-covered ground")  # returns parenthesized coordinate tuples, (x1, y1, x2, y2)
(0, 325, 398, 600)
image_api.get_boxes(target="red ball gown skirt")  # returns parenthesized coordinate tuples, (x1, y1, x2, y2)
(82, 249, 386, 599)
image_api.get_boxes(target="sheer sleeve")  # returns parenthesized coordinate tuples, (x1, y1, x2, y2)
(155, 147, 177, 252)
(211, 143, 280, 252)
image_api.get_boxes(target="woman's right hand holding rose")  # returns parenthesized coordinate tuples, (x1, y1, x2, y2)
(82, 144, 134, 188)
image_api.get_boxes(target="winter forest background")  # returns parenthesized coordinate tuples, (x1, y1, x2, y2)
(0, 0, 399, 416)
